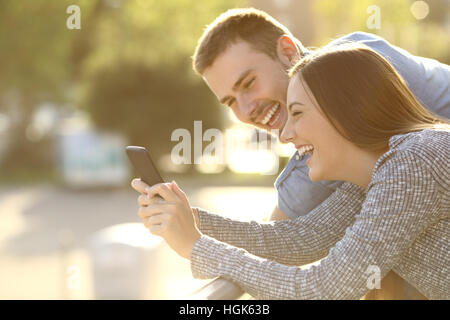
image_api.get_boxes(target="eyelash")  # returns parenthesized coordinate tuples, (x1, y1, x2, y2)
(292, 111, 302, 117)
(244, 77, 255, 89)
(226, 77, 256, 107)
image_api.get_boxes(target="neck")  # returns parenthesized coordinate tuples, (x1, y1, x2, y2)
(340, 147, 387, 189)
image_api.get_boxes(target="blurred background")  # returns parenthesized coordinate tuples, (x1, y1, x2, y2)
(0, 0, 448, 299)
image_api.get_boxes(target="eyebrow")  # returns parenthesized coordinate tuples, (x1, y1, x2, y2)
(288, 101, 305, 111)
(219, 69, 253, 105)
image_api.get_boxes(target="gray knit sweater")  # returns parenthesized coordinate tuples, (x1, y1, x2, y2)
(190, 129, 450, 299)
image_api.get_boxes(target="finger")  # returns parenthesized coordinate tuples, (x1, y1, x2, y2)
(148, 223, 166, 236)
(138, 205, 161, 220)
(146, 213, 168, 226)
(146, 183, 178, 202)
(170, 181, 189, 205)
(138, 203, 175, 220)
(138, 194, 166, 207)
(147, 194, 167, 204)
(144, 182, 165, 198)
(143, 216, 158, 229)
(131, 178, 150, 194)
(138, 194, 151, 207)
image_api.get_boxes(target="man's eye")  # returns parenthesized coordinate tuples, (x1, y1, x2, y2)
(243, 77, 255, 89)
(227, 98, 236, 107)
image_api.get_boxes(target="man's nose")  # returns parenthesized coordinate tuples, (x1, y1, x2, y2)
(236, 95, 257, 120)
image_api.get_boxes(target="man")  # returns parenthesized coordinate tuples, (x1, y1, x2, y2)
(133, 8, 449, 299)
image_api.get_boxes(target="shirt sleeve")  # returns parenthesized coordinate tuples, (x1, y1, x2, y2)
(194, 182, 364, 266)
(330, 32, 450, 119)
(190, 150, 442, 299)
(275, 152, 343, 219)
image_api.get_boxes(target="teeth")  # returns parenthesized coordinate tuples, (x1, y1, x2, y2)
(269, 110, 281, 126)
(297, 145, 314, 157)
(261, 103, 280, 125)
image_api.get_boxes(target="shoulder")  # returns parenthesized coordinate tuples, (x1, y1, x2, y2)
(362, 129, 449, 221)
(388, 128, 450, 160)
(373, 129, 450, 189)
(326, 32, 415, 74)
(327, 31, 412, 65)
(335, 31, 382, 42)
(324, 33, 450, 117)
(328, 31, 388, 48)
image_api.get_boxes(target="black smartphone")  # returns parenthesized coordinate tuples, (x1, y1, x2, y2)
(125, 146, 164, 186)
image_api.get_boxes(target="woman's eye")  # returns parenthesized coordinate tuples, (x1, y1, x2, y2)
(227, 98, 236, 107)
(291, 111, 302, 117)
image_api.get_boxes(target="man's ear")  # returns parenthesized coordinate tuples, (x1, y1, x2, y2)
(276, 35, 301, 67)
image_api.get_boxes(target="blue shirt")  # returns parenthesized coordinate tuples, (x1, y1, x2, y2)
(275, 31, 450, 219)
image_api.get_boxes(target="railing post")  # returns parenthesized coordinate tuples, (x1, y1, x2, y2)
(189, 277, 246, 300)
(88, 223, 163, 299)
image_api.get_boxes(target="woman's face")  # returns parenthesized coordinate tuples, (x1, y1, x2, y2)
(281, 75, 354, 182)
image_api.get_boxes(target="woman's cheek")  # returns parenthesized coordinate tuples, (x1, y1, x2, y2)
(295, 118, 307, 136)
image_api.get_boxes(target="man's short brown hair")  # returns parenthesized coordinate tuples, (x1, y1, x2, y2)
(192, 8, 304, 75)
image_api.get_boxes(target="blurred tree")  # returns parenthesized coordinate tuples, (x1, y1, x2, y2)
(0, 0, 98, 173)
(86, 60, 220, 158)
(314, 0, 449, 63)
(80, 0, 245, 159)
(0, 0, 246, 175)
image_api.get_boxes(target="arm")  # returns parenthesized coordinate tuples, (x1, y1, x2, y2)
(194, 182, 365, 266)
(268, 205, 290, 221)
(192, 205, 288, 226)
(330, 32, 450, 118)
(133, 148, 349, 265)
(190, 151, 443, 299)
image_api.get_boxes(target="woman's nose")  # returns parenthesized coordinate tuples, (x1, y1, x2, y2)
(280, 119, 295, 144)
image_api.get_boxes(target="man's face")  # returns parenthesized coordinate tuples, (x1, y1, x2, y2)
(202, 41, 292, 134)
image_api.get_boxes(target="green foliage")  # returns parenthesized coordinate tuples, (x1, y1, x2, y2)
(1, 0, 446, 177)
(81, 0, 246, 157)
(0, 0, 97, 100)
(0, 0, 85, 172)
(0, 0, 245, 174)
(314, 0, 449, 63)
(86, 60, 222, 156)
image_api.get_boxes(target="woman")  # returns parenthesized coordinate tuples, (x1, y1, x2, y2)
(133, 44, 449, 299)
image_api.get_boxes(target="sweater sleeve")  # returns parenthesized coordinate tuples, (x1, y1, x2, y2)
(194, 182, 365, 266)
(190, 150, 442, 299)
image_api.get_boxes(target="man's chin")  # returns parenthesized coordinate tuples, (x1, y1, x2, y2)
(273, 122, 286, 141)
(262, 124, 282, 135)
(252, 121, 286, 139)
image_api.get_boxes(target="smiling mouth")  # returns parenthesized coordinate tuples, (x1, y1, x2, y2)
(258, 102, 281, 127)
(296, 144, 314, 158)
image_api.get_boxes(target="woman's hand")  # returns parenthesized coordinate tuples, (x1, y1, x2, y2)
(134, 180, 202, 259)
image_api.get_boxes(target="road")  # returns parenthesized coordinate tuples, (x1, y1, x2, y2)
(0, 179, 277, 299)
